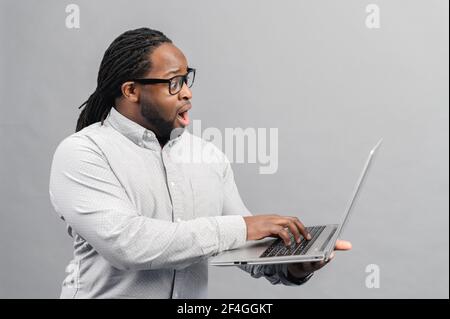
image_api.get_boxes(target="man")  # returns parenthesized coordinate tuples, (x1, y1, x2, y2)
(49, 27, 351, 299)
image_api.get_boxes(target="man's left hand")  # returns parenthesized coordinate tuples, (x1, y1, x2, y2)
(287, 240, 352, 280)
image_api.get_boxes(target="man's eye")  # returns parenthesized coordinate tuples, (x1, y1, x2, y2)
(170, 80, 179, 90)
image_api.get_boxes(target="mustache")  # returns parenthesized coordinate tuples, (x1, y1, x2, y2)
(180, 102, 191, 108)
(177, 102, 192, 113)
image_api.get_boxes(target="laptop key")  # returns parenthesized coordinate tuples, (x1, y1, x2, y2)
(261, 226, 324, 258)
(299, 226, 325, 255)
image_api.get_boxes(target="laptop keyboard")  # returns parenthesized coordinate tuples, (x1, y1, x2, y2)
(260, 226, 326, 258)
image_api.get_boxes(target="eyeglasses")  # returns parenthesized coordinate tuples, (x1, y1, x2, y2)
(131, 68, 196, 95)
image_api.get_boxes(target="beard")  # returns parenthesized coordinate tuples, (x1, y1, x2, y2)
(140, 99, 175, 144)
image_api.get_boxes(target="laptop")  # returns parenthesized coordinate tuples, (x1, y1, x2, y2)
(210, 139, 383, 266)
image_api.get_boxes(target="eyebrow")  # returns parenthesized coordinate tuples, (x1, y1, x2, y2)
(165, 67, 188, 77)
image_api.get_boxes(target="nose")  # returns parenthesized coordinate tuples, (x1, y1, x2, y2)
(178, 82, 192, 101)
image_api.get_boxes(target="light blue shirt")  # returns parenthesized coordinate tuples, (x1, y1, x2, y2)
(49, 107, 306, 299)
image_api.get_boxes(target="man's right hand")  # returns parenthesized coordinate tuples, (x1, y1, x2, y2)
(243, 215, 312, 246)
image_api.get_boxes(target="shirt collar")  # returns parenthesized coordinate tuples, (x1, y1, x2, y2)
(104, 107, 185, 151)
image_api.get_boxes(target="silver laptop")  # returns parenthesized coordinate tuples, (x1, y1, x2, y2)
(210, 139, 383, 266)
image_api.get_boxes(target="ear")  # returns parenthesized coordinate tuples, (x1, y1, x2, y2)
(121, 81, 140, 103)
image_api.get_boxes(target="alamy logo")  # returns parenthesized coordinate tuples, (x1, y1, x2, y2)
(365, 264, 380, 288)
(365, 4, 381, 29)
(169, 120, 279, 175)
(65, 4, 80, 29)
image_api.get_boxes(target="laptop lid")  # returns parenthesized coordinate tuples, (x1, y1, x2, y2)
(324, 139, 383, 259)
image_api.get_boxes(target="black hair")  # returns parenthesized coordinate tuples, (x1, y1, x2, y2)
(75, 27, 172, 132)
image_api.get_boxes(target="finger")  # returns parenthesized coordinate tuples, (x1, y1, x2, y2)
(277, 217, 310, 242)
(273, 226, 292, 246)
(284, 220, 301, 244)
(335, 240, 352, 250)
(273, 218, 295, 244)
(291, 217, 311, 241)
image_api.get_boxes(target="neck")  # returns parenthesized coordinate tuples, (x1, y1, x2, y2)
(114, 105, 170, 147)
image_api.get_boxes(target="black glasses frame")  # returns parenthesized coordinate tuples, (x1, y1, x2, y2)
(131, 68, 196, 95)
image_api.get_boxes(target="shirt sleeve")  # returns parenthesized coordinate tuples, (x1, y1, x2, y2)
(49, 134, 247, 271)
(220, 155, 312, 286)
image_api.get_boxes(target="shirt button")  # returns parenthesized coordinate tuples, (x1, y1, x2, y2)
(176, 218, 182, 222)
(170, 181, 176, 187)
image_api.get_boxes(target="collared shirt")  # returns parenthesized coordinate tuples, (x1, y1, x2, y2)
(49, 107, 307, 299)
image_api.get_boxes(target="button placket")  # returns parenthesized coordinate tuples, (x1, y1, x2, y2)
(162, 149, 184, 223)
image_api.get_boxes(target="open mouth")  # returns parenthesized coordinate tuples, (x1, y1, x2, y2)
(177, 109, 190, 126)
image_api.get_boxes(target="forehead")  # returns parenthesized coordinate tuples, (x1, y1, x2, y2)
(147, 43, 188, 76)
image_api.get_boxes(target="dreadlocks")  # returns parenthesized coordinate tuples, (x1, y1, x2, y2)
(75, 27, 172, 132)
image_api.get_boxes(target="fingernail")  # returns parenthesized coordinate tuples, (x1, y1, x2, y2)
(307, 234, 312, 240)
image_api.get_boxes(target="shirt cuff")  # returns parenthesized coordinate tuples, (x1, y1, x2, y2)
(214, 215, 247, 252)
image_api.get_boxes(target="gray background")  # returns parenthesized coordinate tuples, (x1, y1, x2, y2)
(0, 0, 448, 298)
